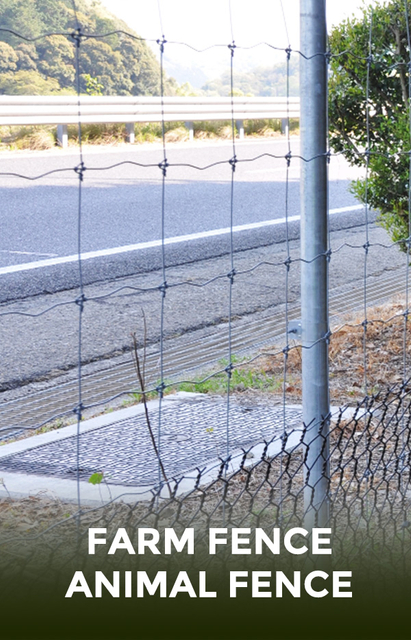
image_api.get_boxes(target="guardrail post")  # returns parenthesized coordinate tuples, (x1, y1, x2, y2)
(185, 121, 194, 141)
(300, 0, 330, 530)
(281, 118, 289, 137)
(57, 124, 68, 148)
(125, 123, 135, 144)
(236, 119, 244, 140)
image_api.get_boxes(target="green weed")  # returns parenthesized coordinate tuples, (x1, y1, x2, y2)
(178, 357, 284, 395)
(88, 472, 104, 485)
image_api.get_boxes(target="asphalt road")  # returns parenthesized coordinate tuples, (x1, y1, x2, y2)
(0, 137, 369, 302)
(2, 136, 393, 398)
(1, 218, 404, 397)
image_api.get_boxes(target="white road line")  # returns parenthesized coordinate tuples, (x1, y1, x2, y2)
(0, 204, 364, 276)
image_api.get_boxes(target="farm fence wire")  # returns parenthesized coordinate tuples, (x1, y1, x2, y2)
(0, 0, 410, 584)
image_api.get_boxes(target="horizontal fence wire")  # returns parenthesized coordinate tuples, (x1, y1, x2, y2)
(0, 0, 410, 590)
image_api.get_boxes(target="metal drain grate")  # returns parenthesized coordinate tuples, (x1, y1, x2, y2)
(0, 399, 302, 486)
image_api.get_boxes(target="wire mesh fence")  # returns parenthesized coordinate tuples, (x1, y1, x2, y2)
(1, 382, 411, 564)
(1, 3, 411, 632)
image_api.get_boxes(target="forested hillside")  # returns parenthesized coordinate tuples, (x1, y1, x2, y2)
(202, 58, 299, 97)
(0, 0, 172, 95)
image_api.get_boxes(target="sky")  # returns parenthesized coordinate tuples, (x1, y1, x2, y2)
(99, 0, 379, 84)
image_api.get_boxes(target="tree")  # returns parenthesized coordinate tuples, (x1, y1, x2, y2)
(36, 35, 75, 88)
(0, 69, 61, 94)
(0, 0, 169, 97)
(15, 43, 38, 71)
(83, 73, 103, 96)
(0, 41, 18, 73)
(328, 0, 411, 249)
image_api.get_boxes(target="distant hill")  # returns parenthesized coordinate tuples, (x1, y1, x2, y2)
(162, 55, 208, 90)
(202, 57, 299, 97)
(0, 0, 175, 95)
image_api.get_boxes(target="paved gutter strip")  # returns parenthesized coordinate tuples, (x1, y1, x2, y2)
(0, 391, 360, 504)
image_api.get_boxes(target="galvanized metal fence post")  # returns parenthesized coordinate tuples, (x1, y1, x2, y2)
(300, 0, 330, 529)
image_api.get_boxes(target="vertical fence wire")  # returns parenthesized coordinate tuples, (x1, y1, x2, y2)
(325, 31, 332, 301)
(362, 9, 373, 399)
(403, 1, 411, 392)
(362, 8, 374, 527)
(280, 43, 293, 525)
(225, 34, 237, 469)
(401, 0, 411, 554)
(71, 0, 85, 520)
(156, 0, 164, 40)
(157, 30, 168, 496)
(228, 0, 235, 44)
(279, 0, 290, 48)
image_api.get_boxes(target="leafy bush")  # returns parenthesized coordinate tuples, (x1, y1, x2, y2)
(328, 0, 411, 250)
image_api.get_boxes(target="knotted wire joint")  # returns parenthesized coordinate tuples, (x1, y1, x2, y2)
(159, 281, 168, 297)
(225, 362, 234, 378)
(285, 46, 292, 61)
(74, 162, 86, 181)
(228, 41, 236, 57)
(366, 54, 374, 66)
(156, 381, 166, 398)
(325, 248, 332, 262)
(75, 293, 87, 311)
(324, 50, 332, 64)
(73, 402, 84, 419)
(325, 330, 332, 345)
(229, 155, 237, 172)
(363, 240, 370, 254)
(227, 268, 236, 284)
(282, 344, 290, 356)
(158, 159, 169, 177)
(279, 432, 288, 453)
(362, 319, 369, 331)
(326, 150, 331, 164)
(156, 36, 167, 53)
(70, 27, 84, 48)
(285, 151, 292, 167)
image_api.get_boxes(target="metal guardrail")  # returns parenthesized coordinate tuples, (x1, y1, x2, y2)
(0, 95, 300, 146)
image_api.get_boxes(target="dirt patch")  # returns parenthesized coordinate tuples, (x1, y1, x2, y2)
(252, 299, 409, 405)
